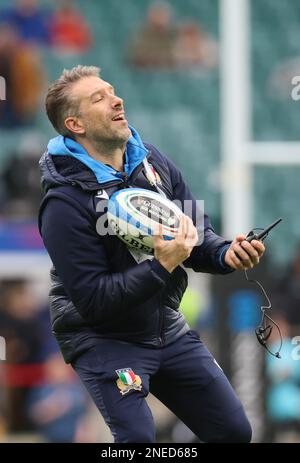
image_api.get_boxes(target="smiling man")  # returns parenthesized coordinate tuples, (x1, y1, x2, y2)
(59, 75, 131, 172)
(39, 65, 265, 443)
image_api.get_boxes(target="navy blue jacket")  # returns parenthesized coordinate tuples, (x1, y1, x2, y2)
(39, 132, 232, 363)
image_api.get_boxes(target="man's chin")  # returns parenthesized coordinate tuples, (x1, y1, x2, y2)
(88, 125, 131, 145)
(116, 126, 132, 142)
(125, 126, 132, 139)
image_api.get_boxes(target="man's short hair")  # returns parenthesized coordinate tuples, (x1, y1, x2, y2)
(45, 65, 100, 137)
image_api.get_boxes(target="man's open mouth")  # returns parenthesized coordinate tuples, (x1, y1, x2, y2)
(112, 113, 126, 122)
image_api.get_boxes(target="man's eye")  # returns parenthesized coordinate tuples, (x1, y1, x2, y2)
(93, 98, 103, 103)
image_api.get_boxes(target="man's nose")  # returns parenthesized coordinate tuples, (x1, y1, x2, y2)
(111, 94, 124, 108)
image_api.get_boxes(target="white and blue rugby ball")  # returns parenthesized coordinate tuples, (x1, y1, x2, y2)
(107, 188, 182, 254)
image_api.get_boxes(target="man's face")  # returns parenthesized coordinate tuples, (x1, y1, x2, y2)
(67, 76, 131, 145)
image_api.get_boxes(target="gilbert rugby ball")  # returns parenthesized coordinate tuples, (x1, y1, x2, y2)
(107, 188, 182, 254)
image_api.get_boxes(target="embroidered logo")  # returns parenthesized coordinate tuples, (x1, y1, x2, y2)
(116, 368, 142, 395)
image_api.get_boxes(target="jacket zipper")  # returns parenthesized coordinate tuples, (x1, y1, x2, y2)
(133, 155, 166, 346)
(158, 292, 165, 346)
(98, 154, 166, 345)
(129, 155, 149, 183)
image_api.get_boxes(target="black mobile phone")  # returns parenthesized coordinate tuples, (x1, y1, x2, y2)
(246, 218, 282, 242)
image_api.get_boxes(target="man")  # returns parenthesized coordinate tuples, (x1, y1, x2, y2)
(39, 65, 265, 443)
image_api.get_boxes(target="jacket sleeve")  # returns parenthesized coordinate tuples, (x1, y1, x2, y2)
(40, 196, 171, 325)
(164, 155, 234, 274)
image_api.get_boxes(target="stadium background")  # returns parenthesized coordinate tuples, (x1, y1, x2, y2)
(0, 0, 300, 443)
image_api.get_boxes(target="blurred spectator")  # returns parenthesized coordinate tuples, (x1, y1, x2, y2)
(128, 2, 177, 70)
(0, 279, 45, 365)
(128, 3, 217, 72)
(174, 21, 218, 70)
(0, 278, 47, 431)
(0, 278, 92, 441)
(25, 353, 91, 442)
(50, 0, 92, 56)
(266, 314, 300, 443)
(0, 0, 51, 46)
(274, 247, 300, 338)
(0, 377, 6, 441)
(0, 133, 44, 218)
(0, 24, 45, 129)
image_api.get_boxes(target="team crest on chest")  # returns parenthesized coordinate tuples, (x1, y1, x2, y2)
(116, 368, 142, 395)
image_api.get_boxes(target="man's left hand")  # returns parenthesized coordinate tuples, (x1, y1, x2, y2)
(224, 234, 265, 270)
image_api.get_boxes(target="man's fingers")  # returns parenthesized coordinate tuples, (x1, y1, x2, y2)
(153, 224, 164, 245)
(231, 243, 253, 267)
(176, 215, 187, 241)
(177, 215, 184, 236)
(154, 215, 198, 250)
(185, 216, 198, 246)
(251, 240, 265, 257)
(235, 234, 247, 243)
(227, 234, 266, 271)
(240, 241, 260, 265)
(226, 249, 245, 270)
(184, 216, 192, 238)
(176, 215, 198, 247)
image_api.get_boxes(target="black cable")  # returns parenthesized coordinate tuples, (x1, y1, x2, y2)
(243, 228, 282, 358)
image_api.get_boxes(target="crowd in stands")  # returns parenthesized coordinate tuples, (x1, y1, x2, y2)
(128, 2, 218, 71)
(0, 0, 216, 221)
(0, 278, 96, 442)
(265, 249, 300, 442)
(0, 0, 93, 219)
(0, 0, 92, 131)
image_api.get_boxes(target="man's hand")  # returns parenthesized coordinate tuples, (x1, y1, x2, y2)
(153, 215, 198, 273)
(224, 234, 265, 270)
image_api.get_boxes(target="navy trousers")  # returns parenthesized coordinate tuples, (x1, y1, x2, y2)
(71, 330, 252, 443)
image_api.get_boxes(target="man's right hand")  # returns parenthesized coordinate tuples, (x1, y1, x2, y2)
(153, 215, 198, 273)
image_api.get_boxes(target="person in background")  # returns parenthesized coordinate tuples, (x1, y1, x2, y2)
(0, 279, 46, 431)
(266, 313, 300, 443)
(0, 24, 45, 129)
(0, 279, 92, 442)
(1, 133, 44, 218)
(50, 0, 92, 56)
(174, 21, 218, 70)
(0, 0, 51, 46)
(128, 2, 177, 70)
(25, 352, 92, 442)
(274, 247, 300, 338)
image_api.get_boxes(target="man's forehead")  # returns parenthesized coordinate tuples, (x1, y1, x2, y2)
(70, 76, 112, 98)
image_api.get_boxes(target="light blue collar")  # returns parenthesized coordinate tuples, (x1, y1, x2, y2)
(47, 125, 148, 184)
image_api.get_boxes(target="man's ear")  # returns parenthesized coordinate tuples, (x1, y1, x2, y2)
(64, 116, 85, 136)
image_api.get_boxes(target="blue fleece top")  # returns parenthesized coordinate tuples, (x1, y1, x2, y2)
(47, 125, 147, 184)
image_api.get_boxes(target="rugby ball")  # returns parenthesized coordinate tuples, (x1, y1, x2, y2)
(107, 188, 182, 254)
